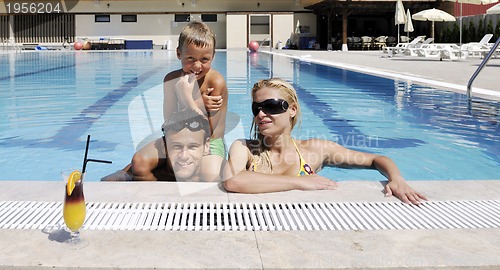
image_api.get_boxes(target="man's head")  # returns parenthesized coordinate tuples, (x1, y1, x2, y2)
(177, 21, 216, 80)
(162, 110, 210, 181)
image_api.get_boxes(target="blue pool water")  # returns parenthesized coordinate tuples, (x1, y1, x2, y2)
(0, 51, 498, 181)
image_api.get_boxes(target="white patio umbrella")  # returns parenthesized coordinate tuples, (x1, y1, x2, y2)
(487, 3, 500, 14)
(404, 9, 414, 40)
(412, 8, 456, 39)
(445, 0, 498, 45)
(395, 0, 407, 42)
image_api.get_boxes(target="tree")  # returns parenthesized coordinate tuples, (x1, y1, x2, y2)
(495, 21, 500, 41)
(478, 19, 484, 41)
(468, 20, 476, 43)
(462, 23, 469, 43)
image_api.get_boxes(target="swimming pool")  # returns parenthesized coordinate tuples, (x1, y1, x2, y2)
(0, 50, 498, 181)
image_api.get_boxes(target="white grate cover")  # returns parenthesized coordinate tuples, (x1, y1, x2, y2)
(1, 200, 499, 231)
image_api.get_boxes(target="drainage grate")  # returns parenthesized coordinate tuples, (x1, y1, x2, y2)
(1, 200, 499, 231)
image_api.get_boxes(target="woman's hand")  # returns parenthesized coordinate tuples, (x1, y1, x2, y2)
(385, 175, 427, 205)
(298, 175, 339, 191)
(202, 87, 223, 112)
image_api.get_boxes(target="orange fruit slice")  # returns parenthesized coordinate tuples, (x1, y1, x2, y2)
(66, 170, 82, 196)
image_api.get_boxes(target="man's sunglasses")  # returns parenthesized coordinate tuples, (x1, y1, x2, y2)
(162, 118, 204, 134)
(252, 99, 289, 117)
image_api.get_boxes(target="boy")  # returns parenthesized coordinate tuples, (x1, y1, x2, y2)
(105, 21, 228, 181)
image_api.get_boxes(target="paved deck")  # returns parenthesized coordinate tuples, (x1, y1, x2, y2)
(0, 180, 499, 269)
(0, 50, 499, 269)
(268, 49, 499, 101)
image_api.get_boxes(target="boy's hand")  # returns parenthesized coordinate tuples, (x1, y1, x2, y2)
(174, 73, 203, 114)
(203, 87, 223, 112)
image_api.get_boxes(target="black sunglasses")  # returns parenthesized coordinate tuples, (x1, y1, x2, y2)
(252, 99, 289, 117)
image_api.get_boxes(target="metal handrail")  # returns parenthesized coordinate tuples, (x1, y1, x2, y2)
(467, 37, 500, 101)
(2, 39, 22, 52)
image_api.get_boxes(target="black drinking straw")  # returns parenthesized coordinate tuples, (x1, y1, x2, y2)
(81, 135, 91, 174)
(81, 135, 112, 174)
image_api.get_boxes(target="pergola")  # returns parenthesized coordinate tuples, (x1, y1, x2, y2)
(304, 0, 451, 50)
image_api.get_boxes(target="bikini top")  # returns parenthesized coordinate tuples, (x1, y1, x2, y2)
(251, 139, 315, 176)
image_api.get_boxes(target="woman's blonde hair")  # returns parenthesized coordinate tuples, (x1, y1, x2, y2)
(178, 21, 216, 53)
(249, 78, 302, 173)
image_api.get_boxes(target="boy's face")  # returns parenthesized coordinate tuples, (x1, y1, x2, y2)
(177, 42, 214, 81)
(166, 128, 209, 181)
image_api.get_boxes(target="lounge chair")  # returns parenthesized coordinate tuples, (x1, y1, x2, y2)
(414, 44, 442, 59)
(440, 44, 468, 60)
(461, 34, 494, 58)
(414, 43, 468, 61)
(383, 36, 424, 56)
(404, 38, 435, 56)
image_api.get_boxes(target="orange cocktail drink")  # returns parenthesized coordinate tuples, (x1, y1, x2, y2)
(62, 170, 86, 244)
(63, 180, 86, 232)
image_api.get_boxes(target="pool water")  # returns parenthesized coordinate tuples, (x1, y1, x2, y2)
(0, 50, 498, 181)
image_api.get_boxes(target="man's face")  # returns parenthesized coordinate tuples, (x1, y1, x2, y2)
(166, 128, 209, 181)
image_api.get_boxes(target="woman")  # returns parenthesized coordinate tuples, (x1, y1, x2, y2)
(223, 78, 427, 205)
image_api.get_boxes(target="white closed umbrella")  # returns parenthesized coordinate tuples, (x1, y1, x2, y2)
(487, 3, 500, 14)
(412, 8, 456, 39)
(395, 0, 407, 42)
(404, 9, 414, 40)
(295, 19, 301, 34)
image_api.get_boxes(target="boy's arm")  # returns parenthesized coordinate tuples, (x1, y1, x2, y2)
(174, 73, 204, 115)
(202, 73, 228, 113)
(204, 75, 228, 129)
(163, 71, 205, 120)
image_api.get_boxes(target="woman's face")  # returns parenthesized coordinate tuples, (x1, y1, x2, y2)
(253, 87, 296, 136)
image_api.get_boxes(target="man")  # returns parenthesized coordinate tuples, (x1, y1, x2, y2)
(102, 110, 210, 182)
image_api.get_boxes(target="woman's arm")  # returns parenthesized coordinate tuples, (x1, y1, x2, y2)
(372, 156, 428, 205)
(320, 139, 427, 204)
(222, 140, 337, 193)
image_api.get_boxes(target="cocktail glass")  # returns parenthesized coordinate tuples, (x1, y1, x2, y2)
(62, 169, 87, 247)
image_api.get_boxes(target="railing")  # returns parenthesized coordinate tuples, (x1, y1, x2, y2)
(467, 37, 500, 102)
(2, 39, 23, 52)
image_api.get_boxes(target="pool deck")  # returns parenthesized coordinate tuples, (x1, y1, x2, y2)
(1, 50, 499, 269)
(0, 180, 499, 269)
(267, 49, 500, 101)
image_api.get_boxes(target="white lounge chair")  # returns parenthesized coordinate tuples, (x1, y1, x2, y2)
(461, 34, 493, 58)
(383, 36, 424, 56)
(440, 44, 468, 60)
(414, 44, 442, 59)
(404, 37, 435, 56)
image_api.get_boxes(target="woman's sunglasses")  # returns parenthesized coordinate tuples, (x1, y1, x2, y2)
(252, 98, 289, 117)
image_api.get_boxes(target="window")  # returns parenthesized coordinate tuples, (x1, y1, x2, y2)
(121, 15, 137, 23)
(175, 14, 190, 22)
(201, 14, 217, 22)
(95, 15, 110, 23)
